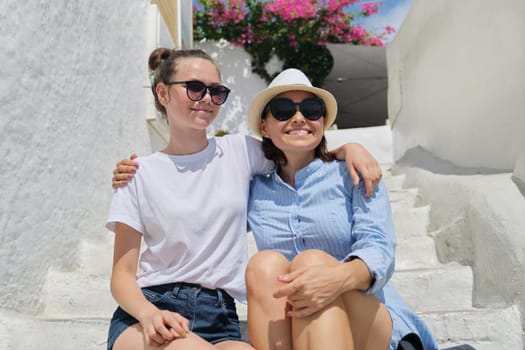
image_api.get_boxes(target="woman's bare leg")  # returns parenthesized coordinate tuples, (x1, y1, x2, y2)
(289, 250, 353, 350)
(215, 340, 255, 350)
(289, 249, 392, 350)
(342, 290, 392, 350)
(245, 250, 293, 350)
(246, 249, 392, 350)
(113, 323, 217, 350)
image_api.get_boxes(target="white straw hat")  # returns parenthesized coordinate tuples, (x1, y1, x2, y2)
(247, 68, 338, 137)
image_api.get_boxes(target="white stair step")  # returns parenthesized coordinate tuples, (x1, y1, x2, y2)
(41, 268, 116, 319)
(0, 314, 108, 350)
(395, 236, 439, 269)
(392, 263, 473, 312)
(236, 301, 248, 321)
(388, 188, 419, 210)
(383, 170, 406, 190)
(41, 236, 116, 319)
(392, 206, 431, 239)
(421, 306, 523, 350)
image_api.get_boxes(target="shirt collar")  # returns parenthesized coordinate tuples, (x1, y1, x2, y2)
(272, 158, 324, 188)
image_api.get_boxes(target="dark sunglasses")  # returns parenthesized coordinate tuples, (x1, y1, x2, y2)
(165, 80, 231, 105)
(264, 97, 326, 121)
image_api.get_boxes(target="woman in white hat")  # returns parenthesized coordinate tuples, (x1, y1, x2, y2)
(245, 68, 438, 350)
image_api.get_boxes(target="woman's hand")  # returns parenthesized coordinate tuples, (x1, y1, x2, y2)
(273, 265, 347, 318)
(112, 153, 139, 189)
(332, 143, 382, 197)
(139, 307, 190, 346)
(111, 225, 189, 346)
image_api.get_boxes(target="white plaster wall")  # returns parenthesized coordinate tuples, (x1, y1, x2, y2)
(513, 135, 525, 187)
(514, 153, 525, 190)
(195, 40, 268, 136)
(387, 0, 525, 330)
(0, 0, 153, 313)
(387, 0, 525, 172)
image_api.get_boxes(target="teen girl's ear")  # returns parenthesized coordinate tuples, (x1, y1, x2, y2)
(156, 83, 170, 106)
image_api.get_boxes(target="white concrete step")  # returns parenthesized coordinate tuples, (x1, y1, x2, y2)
(387, 175, 523, 349)
(0, 313, 108, 350)
(421, 306, 523, 350)
(40, 237, 116, 319)
(383, 172, 406, 191)
(395, 235, 439, 270)
(41, 267, 117, 319)
(392, 205, 431, 239)
(388, 187, 419, 210)
(392, 263, 473, 313)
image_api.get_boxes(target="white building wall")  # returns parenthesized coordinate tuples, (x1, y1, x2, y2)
(194, 40, 268, 136)
(0, 0, 153, 313)
(387, 0, 525, 176)
(387, 0, 525, 328)
(0, 4, 266, 315)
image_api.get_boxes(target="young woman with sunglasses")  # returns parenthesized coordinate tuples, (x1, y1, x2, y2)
(244, 68, 438, 350)
(106, 48, 382, 350)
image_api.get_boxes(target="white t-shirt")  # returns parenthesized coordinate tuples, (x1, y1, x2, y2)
(106, 134, 272, 302)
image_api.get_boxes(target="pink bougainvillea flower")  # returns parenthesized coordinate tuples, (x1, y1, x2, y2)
(385, 25, 396, 34)
(193, 0, 394, 84)
(360, 2, 379, 16)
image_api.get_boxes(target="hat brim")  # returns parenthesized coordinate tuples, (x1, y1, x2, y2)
(247, 84, 338, 137)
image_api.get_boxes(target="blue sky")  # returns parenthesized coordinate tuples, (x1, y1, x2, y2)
(349, 0, 413, 42)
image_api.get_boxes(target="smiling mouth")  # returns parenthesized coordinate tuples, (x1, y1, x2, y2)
(192, 108, 213, 113)
(287, 130, 311, 135)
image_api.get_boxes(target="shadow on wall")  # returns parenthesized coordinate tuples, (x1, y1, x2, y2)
(397, 146, 513, 176)
(512, 176, 525, 198)
(399, 146, 525, 198)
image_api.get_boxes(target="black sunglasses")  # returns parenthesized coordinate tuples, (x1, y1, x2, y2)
(165, 80, 231, 105)
(264, 97, 326, 122)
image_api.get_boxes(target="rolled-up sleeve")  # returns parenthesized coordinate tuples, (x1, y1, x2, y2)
(345, 179, 396, 294)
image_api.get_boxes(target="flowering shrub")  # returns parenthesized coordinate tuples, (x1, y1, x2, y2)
(193, 0, 395, 86)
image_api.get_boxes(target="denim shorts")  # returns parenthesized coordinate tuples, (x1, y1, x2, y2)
(107, 282, 243, 350)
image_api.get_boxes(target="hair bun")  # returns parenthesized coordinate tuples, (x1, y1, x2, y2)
(148, 47, 173, 72)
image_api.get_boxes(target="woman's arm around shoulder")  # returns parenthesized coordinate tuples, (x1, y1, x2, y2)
(331, 143, 382, 198)
(112, 153, 139, 189)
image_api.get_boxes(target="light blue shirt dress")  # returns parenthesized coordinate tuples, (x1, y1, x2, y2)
(247, 158, 439, 350)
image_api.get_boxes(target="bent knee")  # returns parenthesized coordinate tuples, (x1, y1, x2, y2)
(245, 251, 289, 287)
(291, 249, 338, 269)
